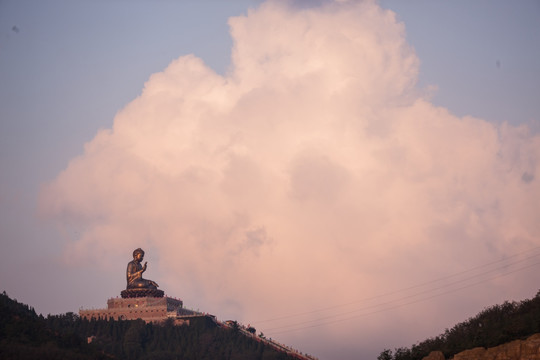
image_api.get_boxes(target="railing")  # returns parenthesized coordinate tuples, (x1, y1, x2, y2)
(217, 320, 318, 360)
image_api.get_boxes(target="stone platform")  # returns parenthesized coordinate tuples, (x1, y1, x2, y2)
(79, 295, 193, 324)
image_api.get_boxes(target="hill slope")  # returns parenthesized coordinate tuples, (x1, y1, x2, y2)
(378, 291, 540, 360)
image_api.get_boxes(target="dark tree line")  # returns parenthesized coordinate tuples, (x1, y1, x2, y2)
(378, 290, 540, 360)
(0, 291, 294, 360)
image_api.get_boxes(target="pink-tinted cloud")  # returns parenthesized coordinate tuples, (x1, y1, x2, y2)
(40, 1, 540, 358)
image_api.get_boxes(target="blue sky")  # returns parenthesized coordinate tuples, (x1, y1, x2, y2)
(1, 1, 539, 359)
(386, 0, 540, 127)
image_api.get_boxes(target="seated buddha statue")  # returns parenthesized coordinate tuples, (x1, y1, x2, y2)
(126, 248, 159, 290)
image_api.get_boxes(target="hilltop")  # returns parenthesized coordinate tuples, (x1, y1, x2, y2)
(0, 291, 297, 360)
(378, 291, 540, 360)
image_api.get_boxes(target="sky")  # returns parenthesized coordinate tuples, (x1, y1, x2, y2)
(1, 1, 540, 359)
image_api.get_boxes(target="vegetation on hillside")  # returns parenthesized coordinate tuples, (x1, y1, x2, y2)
(0, 291, 294, 360)
(378, 290, 540, 360)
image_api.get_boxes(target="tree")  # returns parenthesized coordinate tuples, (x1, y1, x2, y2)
(378, 349, 393, 360)
(123, 321, 145, 360)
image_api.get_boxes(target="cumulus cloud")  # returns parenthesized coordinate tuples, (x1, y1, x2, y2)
(40, 0, 540, 358)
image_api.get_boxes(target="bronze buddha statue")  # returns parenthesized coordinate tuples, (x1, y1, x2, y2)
(126, 248, 159, 290)
(120, 248, 164, 298)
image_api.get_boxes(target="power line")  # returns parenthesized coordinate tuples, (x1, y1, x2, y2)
(259, 246, 540, 335)
(257, 246, 540, 324)
(266, 260, 540, 335)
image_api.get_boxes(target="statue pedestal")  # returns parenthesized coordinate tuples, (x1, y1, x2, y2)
(80, 295, 195, 324)
(121, 289, 165, 298)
